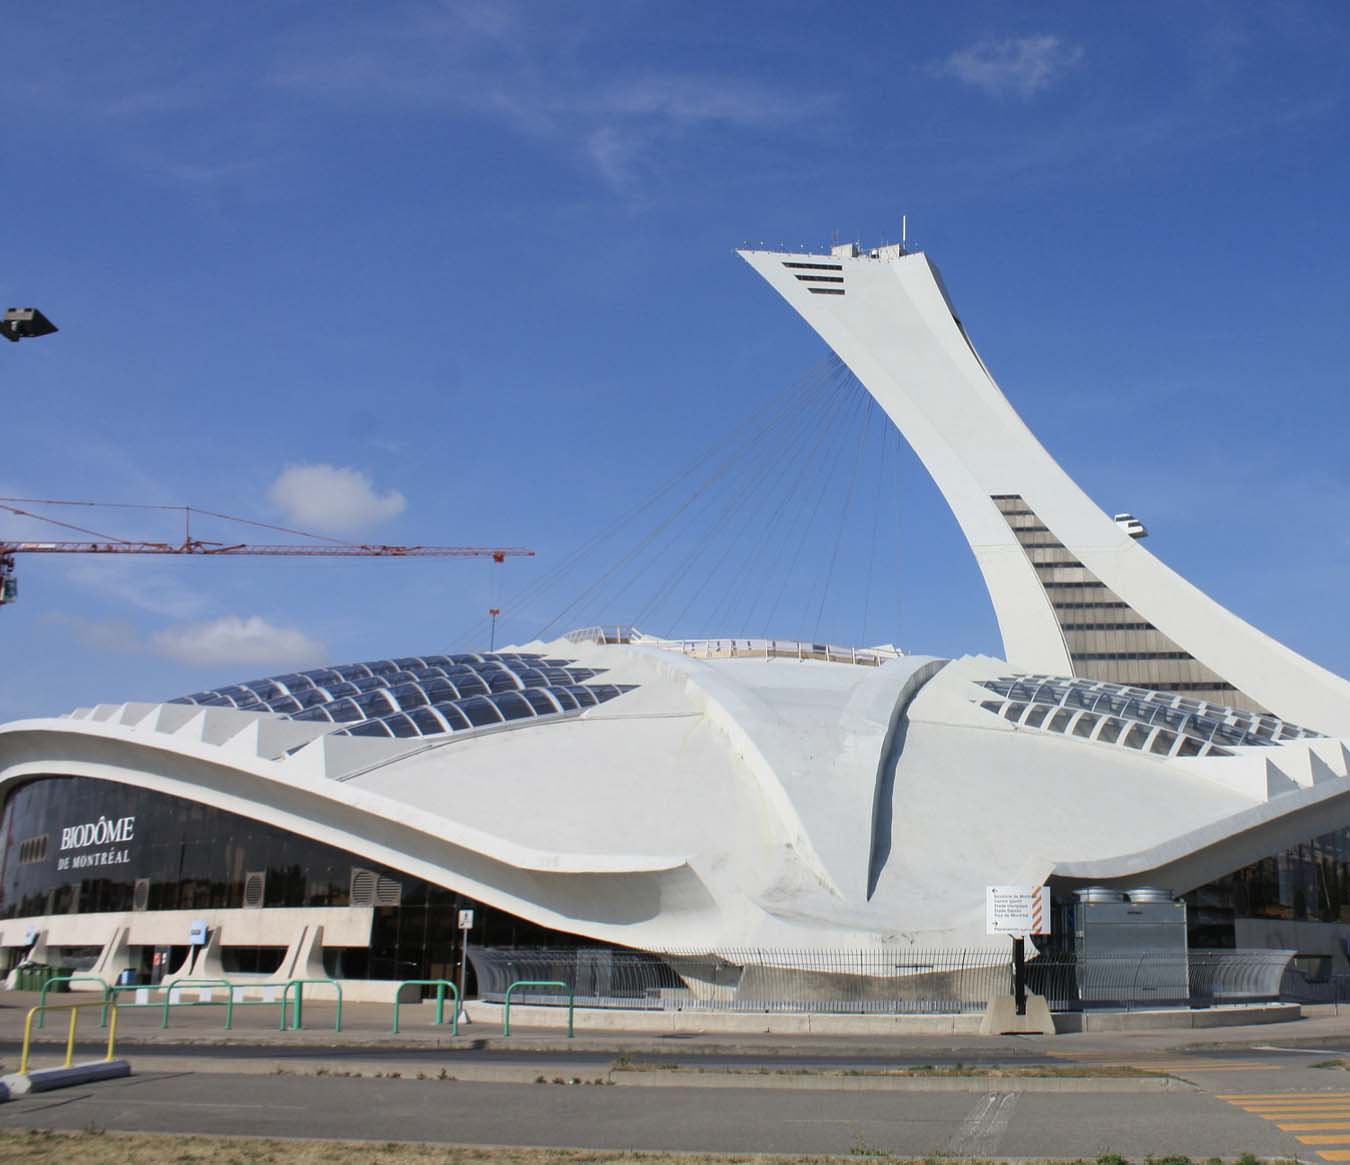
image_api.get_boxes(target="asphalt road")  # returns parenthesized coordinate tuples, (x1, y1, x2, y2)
(0, 1070, 1318, 1159)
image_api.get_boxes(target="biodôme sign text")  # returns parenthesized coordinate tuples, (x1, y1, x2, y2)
(56, 815, 135, 871)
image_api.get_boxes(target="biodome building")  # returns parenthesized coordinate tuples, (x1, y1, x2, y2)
(3, 239, 1350, 1001)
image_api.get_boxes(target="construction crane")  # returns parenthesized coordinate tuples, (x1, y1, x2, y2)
(0, 498, 534, 607)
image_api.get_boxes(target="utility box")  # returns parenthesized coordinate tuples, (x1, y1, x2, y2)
(1069, 887, 1188, 1008)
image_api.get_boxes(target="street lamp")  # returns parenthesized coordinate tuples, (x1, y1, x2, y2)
(2, 307, 58, 342)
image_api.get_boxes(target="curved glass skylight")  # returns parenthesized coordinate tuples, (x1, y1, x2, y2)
(974, 674, 1321, 760)
(171, 652, 633, 742)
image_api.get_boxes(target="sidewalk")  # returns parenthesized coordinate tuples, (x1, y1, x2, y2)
(3, 990, 1347, 1059)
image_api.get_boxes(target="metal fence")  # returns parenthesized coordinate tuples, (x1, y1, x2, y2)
(468, 947, 1296, 1014)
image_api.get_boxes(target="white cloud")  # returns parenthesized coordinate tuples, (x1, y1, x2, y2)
(63, 559, 211, 620)
(45, 613, 146, 656)
(150, 615, 327, 668)
(268, 11, 833, 194)
(941, 36, 1083, 99)
(269, 464, 406, 537)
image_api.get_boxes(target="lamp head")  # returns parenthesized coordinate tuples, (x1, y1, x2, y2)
(2, 307, 58, 342)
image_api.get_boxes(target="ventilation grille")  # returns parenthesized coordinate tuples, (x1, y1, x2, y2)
(132, 878, 150, 912)
(349, 867, 403, 907)
(18, 834, 49, 864)
(242, 870, 266, 909)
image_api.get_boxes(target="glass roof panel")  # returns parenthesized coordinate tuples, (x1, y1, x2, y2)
(169, 649, 637, 739)
(458, 696, 503, 727)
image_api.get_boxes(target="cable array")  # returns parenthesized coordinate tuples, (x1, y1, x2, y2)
(451, 357, 910, 653)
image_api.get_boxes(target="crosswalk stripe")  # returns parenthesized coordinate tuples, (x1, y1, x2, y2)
(1220, 1093, 1350, 1100)
(1216, 1093, 1350, 1161)
(1236, 1106, 1350, 1117)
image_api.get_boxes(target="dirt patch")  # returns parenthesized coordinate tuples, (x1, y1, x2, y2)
(0, 1129, 1185, 1164)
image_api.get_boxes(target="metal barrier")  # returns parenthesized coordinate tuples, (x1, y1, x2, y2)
(19, 1000, 120, 1075)
(392, 979, 459, 1035)
(36, 976, 112, 1029)
(473, 946, 1299, 1015)
(108, 978, 312, 1030)
(280, 978, 343, 1032)
(161, 978, 236, 1029)
(503, 979, 573, 1038)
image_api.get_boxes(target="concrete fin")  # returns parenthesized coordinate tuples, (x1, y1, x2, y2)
(1265, 759, 1300, 799)
(1309, 751, 1342, 786)
(88, 704, 123, 723)
(220, 717, 333, 762)
(117, 702, 159, 728)
(1308, 739, 1350, 778)
(196, 707, 269, 747)
(1268, 746, 1316, 789)
(254, 718, 334, 760)
(152, 704, 205, 735)
(279, 737, 329, 781)
(67, 707, 94, 720)
(279, 732, 408, 781)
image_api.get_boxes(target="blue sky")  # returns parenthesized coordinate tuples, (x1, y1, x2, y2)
(2, 1, 1348, 720)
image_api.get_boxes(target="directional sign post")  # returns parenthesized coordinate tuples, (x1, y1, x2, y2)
(987, 886, 1050, 1015)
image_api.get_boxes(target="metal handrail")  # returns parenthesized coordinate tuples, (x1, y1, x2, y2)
(280, 978, 343, 1032)
(20, 1000, 120, 1075)
(503, 979, 573, 1038)
(159, 978, 236, 1029)
(110, 978, 294, 1029)
(36, 975, 111, 1029)
(392, 979, 459, 1035)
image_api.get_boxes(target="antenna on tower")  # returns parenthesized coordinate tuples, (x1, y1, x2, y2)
(902, 214, 907, 246)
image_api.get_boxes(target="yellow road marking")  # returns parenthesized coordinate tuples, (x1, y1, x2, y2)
(1220, 1093, 1350, 1100)
(1236, 1106, 1350, 1117)
(1216, 1093, 1350, 1161)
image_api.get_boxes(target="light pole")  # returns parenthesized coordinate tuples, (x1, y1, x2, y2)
(2, 307, 58, 343)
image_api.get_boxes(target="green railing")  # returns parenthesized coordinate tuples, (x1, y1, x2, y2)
(36, 976, 112, 1029)
(109, 978, 236, 1029)
(392, 979, 460, 1035)
(280, 978, 343, 1032)
(502, 979, 573, 1038)
(108, 978, 298, 1029)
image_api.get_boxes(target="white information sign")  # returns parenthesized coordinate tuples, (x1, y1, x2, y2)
(986, 885, 1051, 936)
(458, 908, 475, 930)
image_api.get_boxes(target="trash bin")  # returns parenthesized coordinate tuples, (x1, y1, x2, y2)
(50, 965, 73, 991)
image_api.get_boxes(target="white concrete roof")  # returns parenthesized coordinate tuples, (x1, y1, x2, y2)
(6, 638, 1350, 951)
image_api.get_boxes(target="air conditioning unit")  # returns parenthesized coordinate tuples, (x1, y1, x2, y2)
(349, 867, 402, 907)
(242, 871, 266, 909)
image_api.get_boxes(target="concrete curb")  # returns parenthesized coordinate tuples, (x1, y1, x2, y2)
(1, 1059, 131, 1096)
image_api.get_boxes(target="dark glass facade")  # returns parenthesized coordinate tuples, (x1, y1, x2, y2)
(0, 775, 588, 983)
(1188, 826, 1350, 948)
